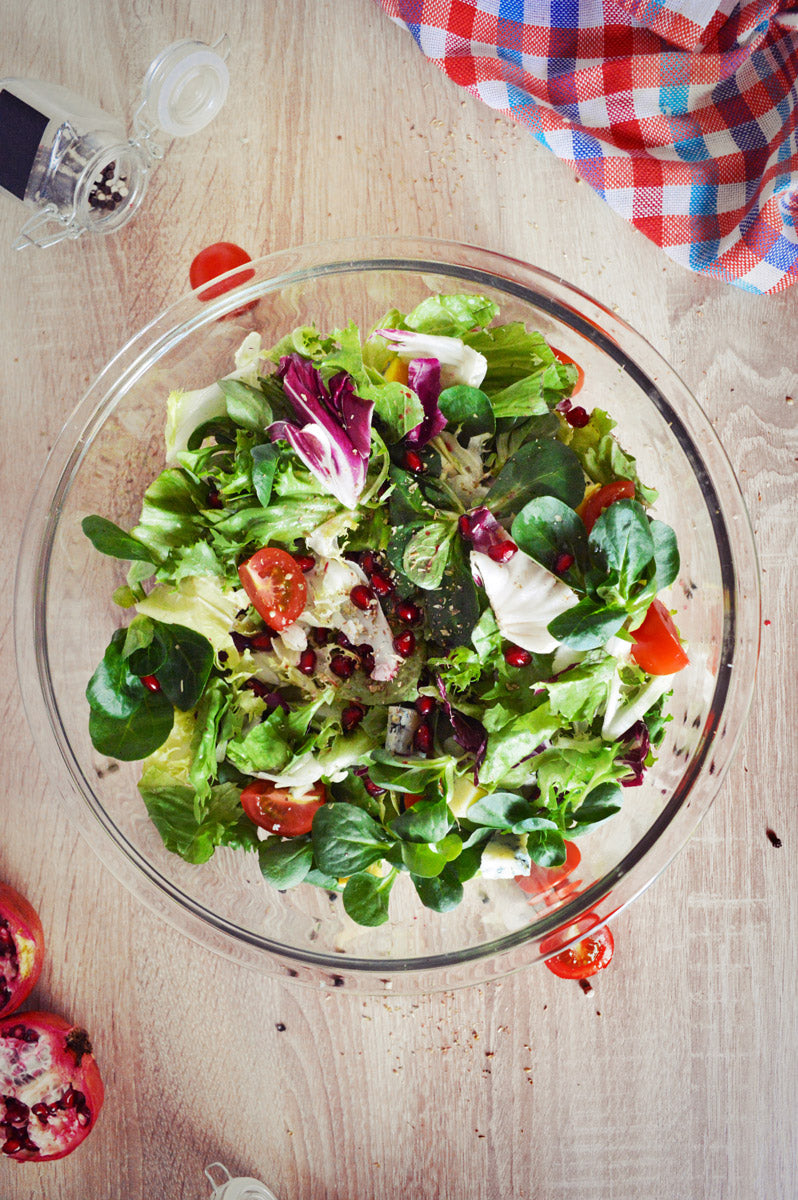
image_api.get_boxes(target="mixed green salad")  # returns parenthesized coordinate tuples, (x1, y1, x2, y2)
(83, 293, 689, 926)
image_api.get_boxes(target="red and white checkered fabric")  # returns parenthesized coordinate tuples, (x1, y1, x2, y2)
(377, 0, 798, 293)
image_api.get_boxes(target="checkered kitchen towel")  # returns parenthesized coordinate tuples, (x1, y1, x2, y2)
(377, 0, 798, 293)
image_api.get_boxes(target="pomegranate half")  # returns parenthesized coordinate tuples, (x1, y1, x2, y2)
(1, 1012, 104, 1161)
(0, 884, 45, 1020)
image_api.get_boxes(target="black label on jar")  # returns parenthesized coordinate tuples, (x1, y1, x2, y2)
(0, 89, 50, 200)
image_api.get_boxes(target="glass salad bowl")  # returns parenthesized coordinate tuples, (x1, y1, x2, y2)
(14, 237, 760, 993)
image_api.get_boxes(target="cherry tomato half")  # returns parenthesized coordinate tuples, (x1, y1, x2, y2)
(515, 839, 582, 898)
(189, 242, 255, 301)
(403, 792, 425, 809)
(543, 924, 614, 980)
(241, 781, 326, 837)
(238, 547, 307, 631)
(579, 480, 636, 533)
(631, 598, 689, 675)
(549, 346, 585, 396)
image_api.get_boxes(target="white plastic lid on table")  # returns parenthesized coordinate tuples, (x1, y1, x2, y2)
(204, 1162, 280, 1200)
(136, 37, 230, 140)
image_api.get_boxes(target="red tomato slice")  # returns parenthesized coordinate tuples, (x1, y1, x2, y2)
(516, 839, 582, 897)
(579, 480, 636, 533)
(631, 598, 689, 675)
(241, 781, 326, 837)
(238, 547, 307, 631)
(403, 792, 425, 809)
(543, 923, 614, 980)
(549, 346, 585, 396)
(189, 242, 255, 301)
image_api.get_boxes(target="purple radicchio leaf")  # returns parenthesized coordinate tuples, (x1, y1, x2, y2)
(405, 358, 447, 448)
(268, 354, 373, 510)
(618, 720, 650, 787)
(461, 505, 505, 555)
(435, 675, 487, 783)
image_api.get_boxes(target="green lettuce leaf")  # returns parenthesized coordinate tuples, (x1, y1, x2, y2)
(560, 409, 657, 505)
(138, 772, 257, 864)
(402, 294, 499, 337)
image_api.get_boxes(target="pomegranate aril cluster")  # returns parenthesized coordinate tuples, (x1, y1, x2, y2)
(2, 1085, 93, 1156)
(0, 921, 17, 1012)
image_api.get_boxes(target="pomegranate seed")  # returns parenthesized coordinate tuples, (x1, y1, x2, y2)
(565, 405, 590, 428)
(393, 630, 416, 658)
(363, 776, 385, 797)
(330, 653, 355, 679)
(554, 552, 575, 573)
(4, 1097, 28, 1124)
(249, 632, 273, 652)
(416, 695, 436, 716)
(458, 514, 473, 539)
(61, 1087, 76, 1108)
(312, 627, 332, 646)
(298, 648, 317, 675)
(504, 645, 532, 668)
(350, 584, 374, 611)
(404, 449, 424, 473)
(396, 600, 422, 625)
(31, 1103, 49, 1123)
(360, 551, 378, 574)
(357, 644, 375, 675)
(370, 572, 394, 596)
(341, 703, 365, 732)
(206, 486, 223, 509)
(487, 540, 518, 563)
(3, 1135, 22, 1154)
(140, 674, 161, 692)
(244, 678, 270, 698)
(295, 554, 315, 573)
(335, 630, 355, 650)
(413, 723, 432, 753)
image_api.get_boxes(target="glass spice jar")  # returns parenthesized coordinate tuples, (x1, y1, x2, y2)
(0, 36, 230, 249)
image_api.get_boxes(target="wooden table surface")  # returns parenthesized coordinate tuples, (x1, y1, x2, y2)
(1, 3, 796, 1198)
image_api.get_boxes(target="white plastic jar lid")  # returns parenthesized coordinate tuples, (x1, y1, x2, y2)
(140, 38, 230, 138)
(204, 1163, 280, 1200)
